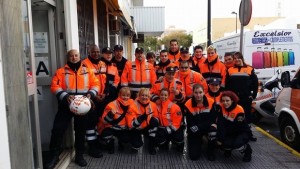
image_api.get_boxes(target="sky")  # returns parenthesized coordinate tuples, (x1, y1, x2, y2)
(144, 0, 300, 31)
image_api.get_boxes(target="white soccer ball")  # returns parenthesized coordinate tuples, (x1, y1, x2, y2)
(69, 95, 91, 115)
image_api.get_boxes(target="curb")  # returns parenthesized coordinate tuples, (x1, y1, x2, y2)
(255, 126, 300, 158)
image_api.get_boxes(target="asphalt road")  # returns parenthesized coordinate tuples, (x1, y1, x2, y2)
(255, 116, 281, 140)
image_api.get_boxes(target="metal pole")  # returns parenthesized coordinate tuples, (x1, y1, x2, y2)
(239, 0, 245, 54)
(207, 0, 211, 46)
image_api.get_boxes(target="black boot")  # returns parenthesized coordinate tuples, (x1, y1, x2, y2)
(176, 143, 184, 153)
(242, 144, 252, 162)
(75, 154, 87, 167)
(107, 139, 115, 154)
(207, 141, 216, 161)
(45, 149, 59, 169)
(45, 155, 59, 169)
(118, 141, 125, 152)
(88, 140, 103, 158)
(224, 150, 232, 158)
(148, 141, 157, 155)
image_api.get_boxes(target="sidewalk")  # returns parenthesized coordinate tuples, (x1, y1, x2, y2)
(66, 128, 300, 169)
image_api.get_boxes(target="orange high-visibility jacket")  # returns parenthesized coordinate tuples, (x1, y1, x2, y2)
(126, 100, 159, 129)
(98, 59, 120, 89)
(205, 92, 221, 105)
(168, 51, 181, 63)
(98, 98, 134, 134)
(82, 58, 106, 94)
(175, 69, 208, 98)
(200, 59, 227, 88)
(121, 59, 157, 92)
(50, 63, 100, 101)
(193, 56, 206, 72)
(157, 99, 182, 131)
(151, 78, 185, 103)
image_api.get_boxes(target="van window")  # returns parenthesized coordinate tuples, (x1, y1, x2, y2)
(291, 71, 300, 89)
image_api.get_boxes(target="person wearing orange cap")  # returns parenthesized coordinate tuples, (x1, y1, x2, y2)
(200, 45, 227, 90)
(151, 63, 185, 104)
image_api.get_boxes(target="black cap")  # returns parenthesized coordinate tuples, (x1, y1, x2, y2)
(180, 47, 189, 53)
(102, 47, 113, 54)
(135, 47, 144, 53)
(114, 45, 123, 51)
(209, 78, 221, 85)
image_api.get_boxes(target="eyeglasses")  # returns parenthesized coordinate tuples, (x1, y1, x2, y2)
(180, 66, 189, 69)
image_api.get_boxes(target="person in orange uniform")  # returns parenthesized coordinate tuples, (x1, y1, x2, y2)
(146, 51, 156, 65)
(205, 78, 222, 105)
(151, 64, 185, 104)
(175, 60, 208, 100)
(168, 39, 181, 63)
(192, 45, 206, 73)
(126, 88, 159, 154)
(46, 49, 100, 169)
(112, 45, 128, 92)
(100, 47, 120, 101)
(200, 45, 227, 90)
(98, 87, 134, 154)
(184, 84, 218, 161)
(155, 88, 184, 153)
(225, 52, 258, 141)
(217, 91, 252, 162)
(82, 44, 106, 158)
(121, 47, 157, 99)
(155, 49, 172, 79)
(175, 47, 196, 71)
(224, 52, 235, 69)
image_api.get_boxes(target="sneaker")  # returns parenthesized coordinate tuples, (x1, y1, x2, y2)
(242, 144, 252, 162)
(75, 155, 87, 167)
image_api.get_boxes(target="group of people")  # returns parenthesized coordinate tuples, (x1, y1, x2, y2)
(45, 39, 258, 169)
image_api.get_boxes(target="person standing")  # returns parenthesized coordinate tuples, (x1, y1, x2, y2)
(45, 49, 100, 169)
(82, 45, 106, 158)
(224, 52, 235, 69)
(225, 52, 258, 141)
(184, 84, 218, 161)
(155, 49, 171, 79)
(112, 45, 128, 92)
(217, 91, 253, 162)
(167, 39, 181, 63)
(146, 51, 156, 65)
(121, 47, 157, 99)
(175, 47, 196, 71)
(200, 45, 227, 90)
(192, 45, 206, 73)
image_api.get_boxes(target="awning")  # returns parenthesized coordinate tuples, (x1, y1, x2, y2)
(105, 0, 133, 29)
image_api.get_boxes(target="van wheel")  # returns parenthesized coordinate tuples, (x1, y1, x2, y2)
(280, 117, 300, 151)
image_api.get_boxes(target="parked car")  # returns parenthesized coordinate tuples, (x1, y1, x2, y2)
(275, 68, 300, 151)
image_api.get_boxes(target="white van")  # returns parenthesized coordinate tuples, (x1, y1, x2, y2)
(275, 67, 300, 151)
(213, 29, 300, 81)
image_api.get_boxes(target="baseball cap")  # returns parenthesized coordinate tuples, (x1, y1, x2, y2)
(114, 45, 123, 51)
(165, 63, 178, 73)
(209, 78, 221, 85)
(102, 47, 113, 54)
(180, 47, 189, 53)
(135, 47, 144, 53)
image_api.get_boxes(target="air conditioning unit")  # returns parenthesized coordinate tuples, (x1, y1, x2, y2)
(110, 20, 120, 34)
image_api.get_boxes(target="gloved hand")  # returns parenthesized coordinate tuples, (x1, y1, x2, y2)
(190, 125, 199, 133)
(148, 117, 159, 128)
(137, 113, 148, 123)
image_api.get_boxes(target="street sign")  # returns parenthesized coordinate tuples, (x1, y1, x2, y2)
(239, 0, 252, 26)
